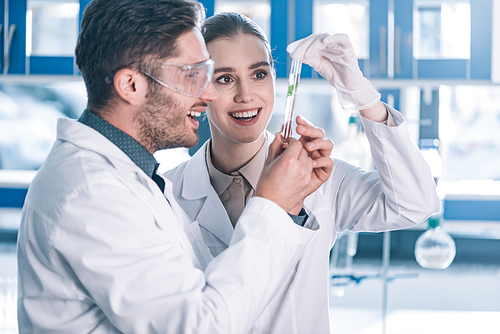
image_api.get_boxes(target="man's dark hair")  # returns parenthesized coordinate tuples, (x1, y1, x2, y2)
(75, 0, 205, 112)
(202, 12, 274, 69)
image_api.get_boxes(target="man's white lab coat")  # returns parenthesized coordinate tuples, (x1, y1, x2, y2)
(16, 117, 318, 334)
(166, 106, 440, 334)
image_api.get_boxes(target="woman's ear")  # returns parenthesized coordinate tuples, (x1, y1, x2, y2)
(113, 68, 148, 106)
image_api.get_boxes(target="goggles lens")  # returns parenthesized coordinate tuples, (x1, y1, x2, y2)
(142, 59, 214, 98)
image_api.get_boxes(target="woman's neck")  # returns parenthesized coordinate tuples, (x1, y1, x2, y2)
(210, 133, 266, 174)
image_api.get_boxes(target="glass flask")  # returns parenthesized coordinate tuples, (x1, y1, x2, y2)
(415, 215, 456, 269)
(336, 114, 371, 169)
(330, 231, 358, 297)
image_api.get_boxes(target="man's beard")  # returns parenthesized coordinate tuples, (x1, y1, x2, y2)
(135, 87, 199, 153)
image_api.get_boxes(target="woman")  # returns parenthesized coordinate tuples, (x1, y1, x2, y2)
(166, 12, 439, 334)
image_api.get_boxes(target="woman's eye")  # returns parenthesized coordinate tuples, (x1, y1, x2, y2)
(215, 75, 232, 84)
(254, 70, 268, 80)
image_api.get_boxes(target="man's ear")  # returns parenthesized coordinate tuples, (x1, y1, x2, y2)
(113, 68, 148, 106)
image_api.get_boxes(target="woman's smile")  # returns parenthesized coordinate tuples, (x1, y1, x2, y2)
(228, 108, 261, 122)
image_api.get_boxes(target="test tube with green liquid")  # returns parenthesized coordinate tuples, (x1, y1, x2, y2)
(280, 59, 302, 142)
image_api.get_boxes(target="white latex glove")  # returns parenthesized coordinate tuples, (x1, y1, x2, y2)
(287, 33, 380, 111)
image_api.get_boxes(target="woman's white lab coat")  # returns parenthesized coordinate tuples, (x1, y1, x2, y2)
(166, 105, 440, 334)
(16, 117, 318, 334)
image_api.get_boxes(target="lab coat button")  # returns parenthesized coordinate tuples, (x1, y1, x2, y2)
(233, 178, 241, 184)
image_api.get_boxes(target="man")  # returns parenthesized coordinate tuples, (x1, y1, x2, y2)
(16, 0, 333, 333)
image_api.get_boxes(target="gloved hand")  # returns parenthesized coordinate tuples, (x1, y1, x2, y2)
(287, 33, 380, 111)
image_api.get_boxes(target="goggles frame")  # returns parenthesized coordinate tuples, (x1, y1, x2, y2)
(141, 59, 215, 98)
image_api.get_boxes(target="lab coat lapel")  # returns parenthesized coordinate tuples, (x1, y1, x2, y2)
(63, 118, 206, 269)
(182, 142, 234, 248)
(196, 192, 233, 247)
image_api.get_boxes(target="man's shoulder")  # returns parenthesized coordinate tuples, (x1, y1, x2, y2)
(26, 138, 145, 220)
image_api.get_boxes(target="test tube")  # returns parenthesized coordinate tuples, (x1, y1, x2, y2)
(280, 59, 302, 142)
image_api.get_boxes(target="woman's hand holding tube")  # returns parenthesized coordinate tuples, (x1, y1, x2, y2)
(287, 33, 381, 112)
(295, 115, 334, 195)
(255, 121, 334, 216)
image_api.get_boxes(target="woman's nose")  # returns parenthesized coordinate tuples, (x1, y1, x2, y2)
(234, 81, 254, 103)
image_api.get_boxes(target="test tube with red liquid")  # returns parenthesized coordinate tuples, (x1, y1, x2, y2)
(280, 59, 302, 142)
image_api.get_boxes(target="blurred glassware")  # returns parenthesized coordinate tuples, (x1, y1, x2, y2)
(415, 138, 456, 269)
(330, 231, 358, 297)
(415, 214, 456, 269)
(335, 114, 368, 168)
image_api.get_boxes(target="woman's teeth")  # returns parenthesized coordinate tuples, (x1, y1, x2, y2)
(188, 110, 202, 117)
(229, 109, 259, 120)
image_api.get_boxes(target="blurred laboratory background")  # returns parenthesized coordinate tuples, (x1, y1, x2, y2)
(1, 0, 499, 333)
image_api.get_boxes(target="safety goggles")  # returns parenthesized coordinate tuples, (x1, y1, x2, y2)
(141, 59, 215, 98)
